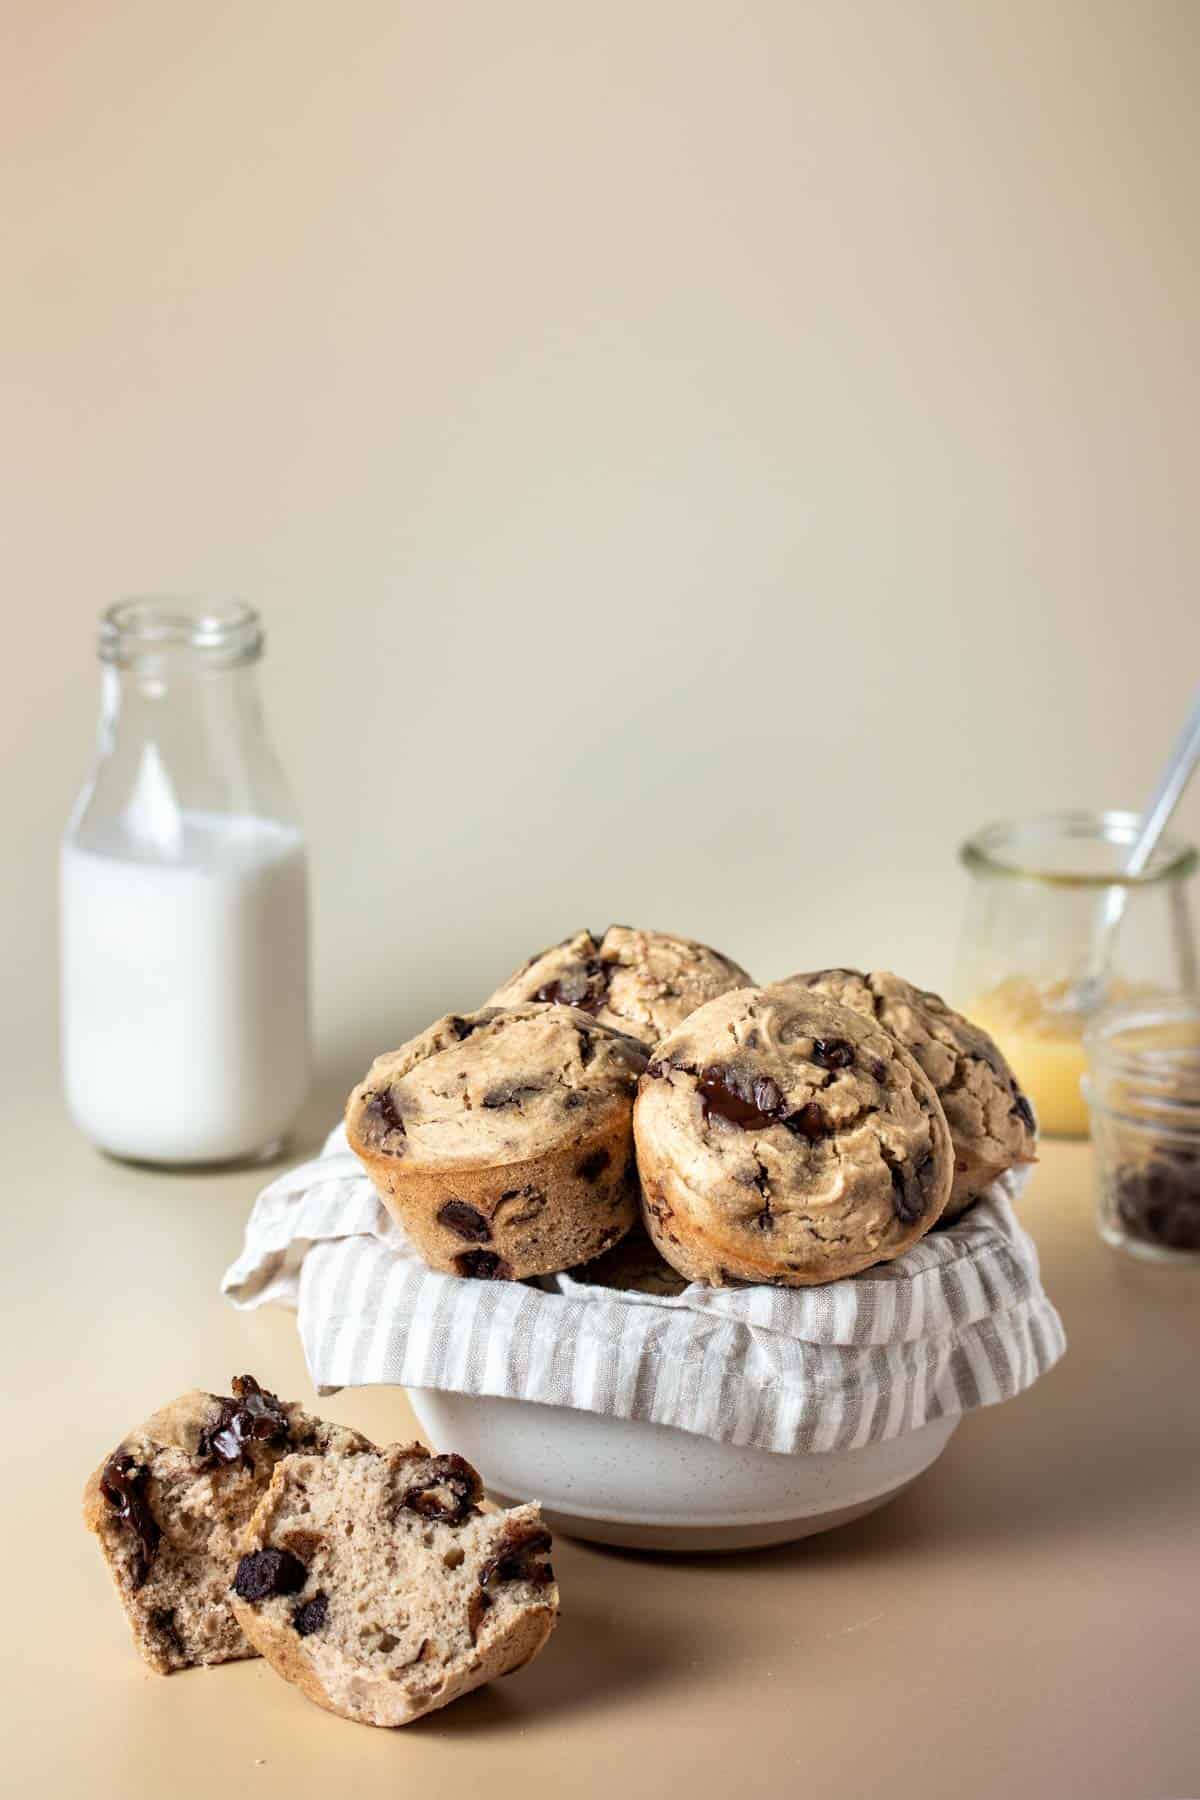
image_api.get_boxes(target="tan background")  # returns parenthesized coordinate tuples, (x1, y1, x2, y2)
(4, 0, 1200, 1103)
(3, 5, 1200, 1796)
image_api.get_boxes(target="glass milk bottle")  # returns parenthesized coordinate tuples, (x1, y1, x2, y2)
(60, 600, 311, 1165)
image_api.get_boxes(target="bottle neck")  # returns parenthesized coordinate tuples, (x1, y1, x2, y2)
(69, 626, 299, 856)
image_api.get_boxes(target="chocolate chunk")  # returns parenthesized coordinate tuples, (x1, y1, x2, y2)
(697, 1065, 785, 1130)
(455, 1249, 513, 1280)
(437, 1200, 491, 1242)
(532, 957, 614, 1013)
(100, 1453, 161, 1590)
(479, 1523, 554, 1592)
(363, 1088, 406, 1141)
(447, 1015, 477, 1040)
(150, 1608, 185, 1659)
(482, 1081, 542, 1109)
(886, 1154, 925, 1224)
(293, 1592, 329, 1636)
(401, 1453, 483, 1525)
(575, 1148, 611, 1181)
(577, 1028, 595, 1067)
(786, 1101, 829, 1142)
(1011, 1090, 1036, 1131)
(1115, 1158, 1200, 1251)
(811, 1037, 855, 1071)
(197, 1374, 289, 1471)
(234, 1547, 307, 1602)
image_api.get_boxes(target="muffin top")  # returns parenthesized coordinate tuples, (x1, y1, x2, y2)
(776, 968, 1035, 1206)
(634, 986, 953, 1283)
(346, 1004, 648, 1170)
(486, 925, 753, 1046)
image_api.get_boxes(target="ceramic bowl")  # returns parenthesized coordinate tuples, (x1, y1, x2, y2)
(405, 1387, 957, 1552)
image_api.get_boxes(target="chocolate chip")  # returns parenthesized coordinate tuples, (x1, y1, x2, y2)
(577, 1028, 595, 1067)
(1115, 1158, 1200, 1251)
(697, 1065, 785, 1130)
(447, 1015, 477, 1040)
(811, 1037, 855, 1071)
(871, 1059, 890, 1084)
(150, 1608, 185, 1659)
(196, 1375, 290, 1471)
(532, 958, 614, 1013)
(479, 1524, 554, 1592)
(886, 1154, 925, 1224)
(401, 1453, 483, 1525)
(100, 1453, 161, 1590)
(293, 1592, 328, 1636)
(575, 1148, 611, 1181)
(437, 1200, 491, 1242)
(563, 1091, 585, 1110)
(363, 1088, 406, 1140)
(455, 1250, 513, 1280)
(234, 1547, 307, 1601)
(786, 1101, 829, 1142)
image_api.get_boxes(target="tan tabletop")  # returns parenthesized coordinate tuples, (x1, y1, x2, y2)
(6, 1107, 1198, 1800)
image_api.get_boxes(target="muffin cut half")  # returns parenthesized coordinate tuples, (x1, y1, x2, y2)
(231, 1441, 558, 1727)
(82, 1375, 373, 1672)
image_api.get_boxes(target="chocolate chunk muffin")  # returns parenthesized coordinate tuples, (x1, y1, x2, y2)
(777, 969, 1036, 1218)
(633, 987, 954, 1286)
(486, 925, 753, 1046)
(231, 1442, 557, 1727)
(82, 1376, 373, 1673)
(346, 1004, 648, 1279)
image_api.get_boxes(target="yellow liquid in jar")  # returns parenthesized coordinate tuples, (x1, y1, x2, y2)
(967, 976, 1092, 1138)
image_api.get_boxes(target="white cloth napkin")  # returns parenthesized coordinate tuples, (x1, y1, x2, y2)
(222, 1126, 1065, 1457)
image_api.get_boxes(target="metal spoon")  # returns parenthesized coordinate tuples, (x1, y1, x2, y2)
(1070, 682, 1200, 1015)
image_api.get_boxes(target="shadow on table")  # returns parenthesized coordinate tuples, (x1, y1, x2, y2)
(409, 1596, 689, 1735)
(574, 1316, 1199, 1579)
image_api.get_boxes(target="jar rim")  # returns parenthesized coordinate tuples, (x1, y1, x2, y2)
(99, 598, 263, 667)
(1084, 993, 1200, 1065)
(959, 810, 1197, 887)
(1081, 1078, 1200, 1144)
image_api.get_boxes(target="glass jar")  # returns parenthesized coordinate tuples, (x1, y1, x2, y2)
(953, 812, 1198, 1139)
(1083, 996, 1200, 1263)
(60, 599, 311, 1165)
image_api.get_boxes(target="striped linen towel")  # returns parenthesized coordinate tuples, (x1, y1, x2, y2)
(222, 1125, 1065, 1457)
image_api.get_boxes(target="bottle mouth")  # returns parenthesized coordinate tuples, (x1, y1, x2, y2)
(959, 810, 1197, 887)
(99, 598, 263, 668)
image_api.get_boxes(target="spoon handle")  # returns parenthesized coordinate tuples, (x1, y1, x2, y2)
(1124, 685, 1200, 879)
(1092, 683, 1200, 974)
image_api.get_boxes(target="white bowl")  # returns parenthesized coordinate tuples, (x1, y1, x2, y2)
(405, 1388, 958, 1552)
